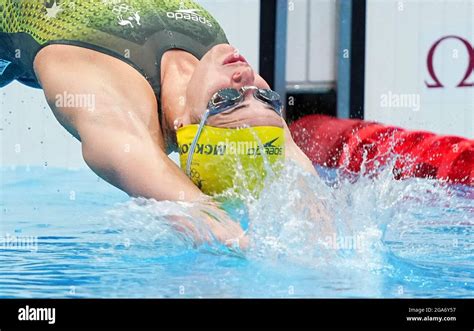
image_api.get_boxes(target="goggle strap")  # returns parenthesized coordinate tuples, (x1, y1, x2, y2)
(186, 109, 210, 176)
(185, 88, 283, 176)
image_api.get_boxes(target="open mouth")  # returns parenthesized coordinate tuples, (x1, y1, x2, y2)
(223, 53, 248, 65)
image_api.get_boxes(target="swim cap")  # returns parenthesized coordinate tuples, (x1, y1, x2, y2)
(177, 125, 285, 196)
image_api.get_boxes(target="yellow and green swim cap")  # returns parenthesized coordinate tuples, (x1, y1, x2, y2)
(177, 125, 285, 196)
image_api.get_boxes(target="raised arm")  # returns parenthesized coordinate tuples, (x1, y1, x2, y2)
(34, 45, 204, 202)
(34, 45, 246, 247)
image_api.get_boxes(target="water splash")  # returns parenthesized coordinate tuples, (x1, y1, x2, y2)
(56, 149, 473, 297)
(103, 198, 245, 258)
(1, 162, 472, 297)
(103, 155, 473, 278)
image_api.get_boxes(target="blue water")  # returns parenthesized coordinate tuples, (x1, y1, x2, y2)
(0, 163, 473, 298)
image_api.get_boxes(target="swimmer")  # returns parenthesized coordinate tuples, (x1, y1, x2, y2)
(0, 0, 321, 247)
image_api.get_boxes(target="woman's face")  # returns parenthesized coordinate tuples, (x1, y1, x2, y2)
(184, 44, 273, 124)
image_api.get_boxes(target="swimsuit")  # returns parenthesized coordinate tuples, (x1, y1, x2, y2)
(0, 0, 228, 106)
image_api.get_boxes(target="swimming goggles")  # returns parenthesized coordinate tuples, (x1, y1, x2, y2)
(185, 86, 283, 176)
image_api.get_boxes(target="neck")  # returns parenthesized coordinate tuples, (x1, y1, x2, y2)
(160, 50, 199, 151)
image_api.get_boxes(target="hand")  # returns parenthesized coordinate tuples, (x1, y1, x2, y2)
(198, 200, 249, 251)
(166, 199, 249, 251)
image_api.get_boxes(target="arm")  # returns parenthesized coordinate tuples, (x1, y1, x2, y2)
(34, 44, 205, 202)
(34, 45, 246, 246)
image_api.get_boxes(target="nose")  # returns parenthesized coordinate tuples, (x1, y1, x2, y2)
(231, 67, 255, 88)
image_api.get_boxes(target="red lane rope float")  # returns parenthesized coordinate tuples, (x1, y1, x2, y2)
(375, 130, 436, 174)
(338, 124, 403, 173)
(289, 115, 474, 186)
(289, 115, 369, 167)
(437, 140, 474, 186)
(395, 135, 466, 180)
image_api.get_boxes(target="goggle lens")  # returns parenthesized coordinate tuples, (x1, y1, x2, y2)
(211, 88, 241, 106)
(209, 87, 281, 115)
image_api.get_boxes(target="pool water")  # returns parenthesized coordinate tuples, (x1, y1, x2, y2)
(0, 162, 473, 298)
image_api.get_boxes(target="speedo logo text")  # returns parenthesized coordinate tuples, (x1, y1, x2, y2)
(179, 138, 283, 157)
(166, 9, 213, 27)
